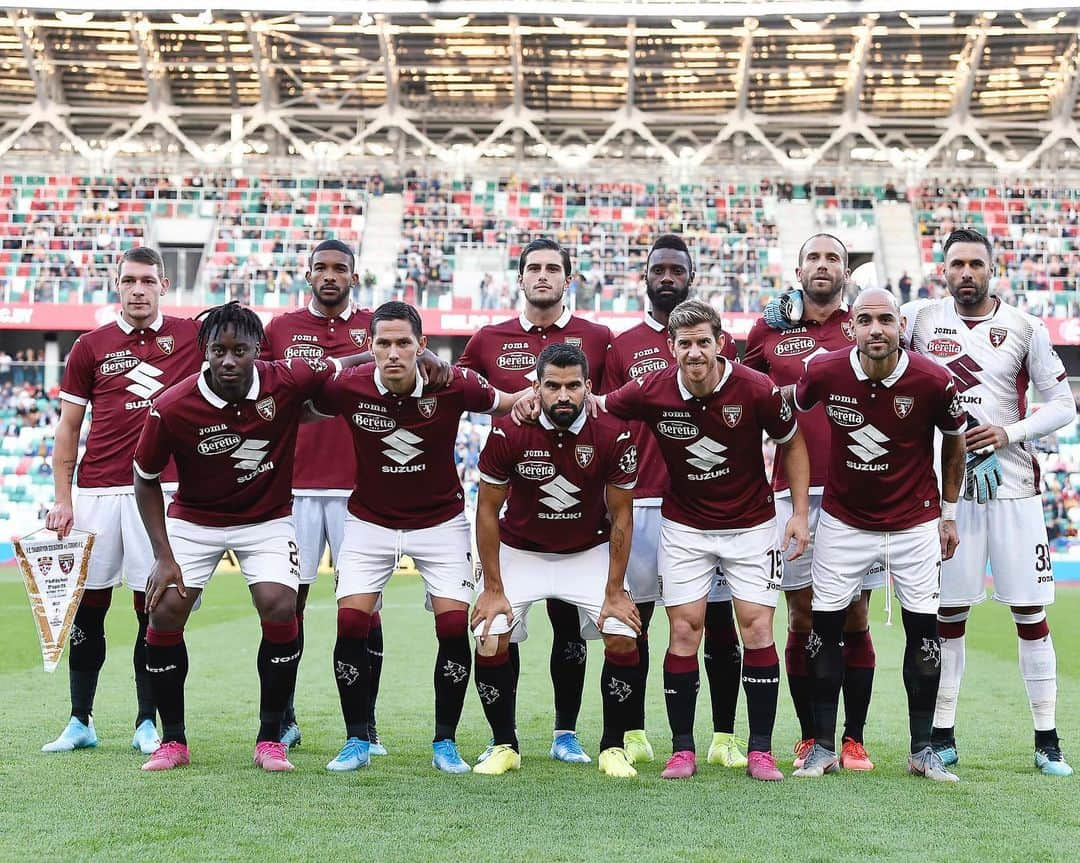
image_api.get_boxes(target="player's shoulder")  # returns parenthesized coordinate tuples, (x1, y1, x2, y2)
(264, 306, 310, 330)
(567, 313, 613, 338)
(610, 319, 650, 346)
(728, 359, 785, 398)
(487, 414, 521, 442)
(901, 297, 943, 331)
(471, 316, 519, 338)
(637, 362, 679, 389)
(161, 314, 200, 336)
(746, 315, 773, 342)
(589, 407, 631, 437)
(991, 299, 1042, 338)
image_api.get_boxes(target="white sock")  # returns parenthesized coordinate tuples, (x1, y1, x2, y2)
(1018, 634, 1057, 733)
(933, 634, 966, 730)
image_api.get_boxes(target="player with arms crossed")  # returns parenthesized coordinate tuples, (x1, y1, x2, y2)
(459, 237, 613, 764)
(601, 234, 745, 769)
(471, 343, 644, 778)
(598, 299, 811, 781)
(751, 233, 884, 771)
(44, 247, 201, 756)
(793, 288, 966, 782)
(133, 303, 365, 772)
(904, 228, 1076, 776)
(311, 302, 529, 774)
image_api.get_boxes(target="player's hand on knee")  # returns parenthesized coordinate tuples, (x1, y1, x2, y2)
(599, 589, 641, 636)
(418, 351, 453, 389)
(762, 288, 805, 330)
(471, 588, 512, 646)
(146, 557, 186, 611)
(783, 513, 810, 560)
(939, 519, 960, 561)
(45, 503, 74, 539)
(511, 392, 540, 426)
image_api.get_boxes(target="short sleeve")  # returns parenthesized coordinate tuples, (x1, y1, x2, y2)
(759, 384, 798, 444)
(601, 340, 628, 393)
(477, 424, 513, 485)
(1027, 319, 1068, 392)
(936, 375, 967, 435)
(460, 367, 499, 413)
(606, 425, 638, 489)
(794, 358, 822, 412)
(310, 372, 345, 418)
(59, 337, 94, 406)
(742, 322, 768, 373)
(133, 407, 173, 480)
(604, 378, 647, 421)
(456, 333, 484, 374)
(719, 327, 739, 363)
(259, 317, 281, 360)
(590, 332, 613, 395)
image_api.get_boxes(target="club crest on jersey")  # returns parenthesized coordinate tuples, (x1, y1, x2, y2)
(418, 396, 438, 418)
(59, 553, 74, 574)
(989, 327, 1007, 348)
(349, 328, 367, 348)
(255, 397, 276, 421)
(564, 337, 582, 348)
(38, 556, 53, 576)
(575, 445, 594, 468)
(722, 404, 743, 428)
(893, 395, 914, 419)
(156, 335, 174, 355)
(841, 320, 856, 342)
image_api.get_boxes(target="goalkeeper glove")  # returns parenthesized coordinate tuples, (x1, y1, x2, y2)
(762, 289, 805, 330)
(963, 449, 1003, 504)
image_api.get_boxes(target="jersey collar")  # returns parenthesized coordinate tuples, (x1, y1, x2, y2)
(539, 407, 588, 435)
(519, 306, 572, 332)
(116, 312, 164, 334)
(677, 357, 733, 400)
(197, 364, 262, 408)
(307, 300, 354, 321)
(374, 367, 424, 397)
(848, 345, 909, 388)
(644, 310, 666, 332)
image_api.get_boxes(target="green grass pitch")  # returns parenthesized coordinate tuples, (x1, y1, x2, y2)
(1, 564, 1077, 862)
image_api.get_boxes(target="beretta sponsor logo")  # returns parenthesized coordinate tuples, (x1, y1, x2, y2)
(284, 344, 325, 359)
(656, 420, 698, 440)
(353, 412, 397, 433)
(825, 404, 865, 427)
(198, 433, 242, 455)
(629, 357, 668, 378)
(926, 338, 962, 358)
(497, 351, 536, 372)
(518, 461, 556, 481)
(100, 355, 141, 376)
(774, 335, 816, 357)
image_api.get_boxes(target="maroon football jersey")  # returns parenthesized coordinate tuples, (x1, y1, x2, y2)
(794, 347, 966, 532)
(602, 313, 737, 501)
(604, 361, 796, 530)
(743, 307, 855, 494)
(479, 410, 637, 554)
(313, 365, 498, 529)
(133, 358, 338, 527)
(457, 307, 612, 394)
(60, 314, 201, 489)
(262, 303, 372, 492)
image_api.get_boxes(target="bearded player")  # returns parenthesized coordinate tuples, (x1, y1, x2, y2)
(601, 234, 745, 769)
(904, 228, 1076, 776)
(44, 247, 201, 756)
(459, 238, 613, 764)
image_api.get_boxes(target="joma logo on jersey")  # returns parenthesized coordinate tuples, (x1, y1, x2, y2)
(657, 420, 698, 440)
(100, 356, 141, 377)
(353, 412, 396, 433)
(518, 461, 556, 481)
(826, 404, 865, 427)
(893, 396, 914, 419)
(926, 338, 962, 358)
(774, 336, 816, 357)
(629, 357, 668, 378)
(284, 344, 325, 360)
(125, 362, 165, 400)
(197, 433, 243, 455)
(496, 351, 536, 372)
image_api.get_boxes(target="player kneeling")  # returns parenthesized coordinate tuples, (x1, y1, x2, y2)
(471, 344, 644, 777)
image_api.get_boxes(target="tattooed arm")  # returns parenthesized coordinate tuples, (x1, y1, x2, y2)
(598, 483, 641, 635)
(45, 400, 87, 538)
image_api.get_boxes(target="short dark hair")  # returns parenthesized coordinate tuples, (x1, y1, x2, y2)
(943, 227, 993, 262)
(118, 246, 166, 280)
(646, 233, 693, 272)
(371, 301, 423, 340)
(667, 298, 723, 342)
(309, 238, 355, 271)
(518, 238, 571, 278)
(196, 301, 265, 353)
(536, 343, 589, 382)
(797, 233, 848, 269)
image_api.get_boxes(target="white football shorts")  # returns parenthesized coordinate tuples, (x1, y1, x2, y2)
(292, 494, 348, 585)
(166, 515, 300, 591)
(75, 489, 171, 591)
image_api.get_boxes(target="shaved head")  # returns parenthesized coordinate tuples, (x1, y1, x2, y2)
(851, 287, 899, 316)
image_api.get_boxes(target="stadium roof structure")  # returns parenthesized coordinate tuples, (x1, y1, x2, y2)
(4, 2, 1080, 175)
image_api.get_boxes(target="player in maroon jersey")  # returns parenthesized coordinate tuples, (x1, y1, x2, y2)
(792, 288, 966, 782)
(601, 234, 744, 769)
(600, 299, 812, 781)
(459, 237, 613, 764)
(471, 343, 644, 777)
(747, 233, 882, 771)
(43, 247, 201, 756)
(311, 302, 529, 774)
(132, 303, 368, 773)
